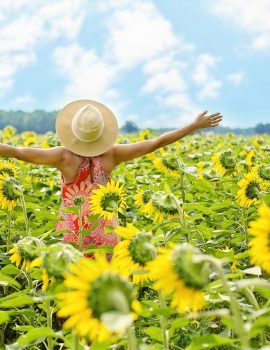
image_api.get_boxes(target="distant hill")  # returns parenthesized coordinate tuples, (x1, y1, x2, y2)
(0, 110, 269, 135)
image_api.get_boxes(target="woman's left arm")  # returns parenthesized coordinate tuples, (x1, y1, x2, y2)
(111, 111, 222, 166)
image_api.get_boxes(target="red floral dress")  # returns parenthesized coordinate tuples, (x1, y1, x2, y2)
(56, 156, 118, 258)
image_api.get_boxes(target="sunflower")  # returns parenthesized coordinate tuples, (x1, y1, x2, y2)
(252, 137, 264, 149)
(245, 149, 255, 167)
(249, 204, 270, 274)
(113, 225, 156, 283)
(212, 150, 235, 176)
(0, 173, 21, 211)
(135, 190, 179, 222)
(134, 189, 154, 216)
(2, 126, 16, 142)
(147, 147, 167, 161)
(251, 164, 270, 190)
(57, 254, 141, 342)
(150, 191, 179, 222)
(154, 156, 179, 177)
(26, 168, 45, 184)
(149, 244, 209, 313)
(89, 180, 126, 220)
(40, 243, 83, 292)
(0, 162, 18, 177)
(139, 129, 151, 140)
(9, 237, 44, 272)
(197, 162, 204, 178)
(236, 172, 262, 207)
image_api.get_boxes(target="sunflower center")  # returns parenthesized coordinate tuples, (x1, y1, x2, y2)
(128, 234, 156, 266)
(2, 178, 20, 201)
(162, 158, 178, 171)
(246, 180, 261, 199)
(259, 165, 270, 181)
(0, 168, 15, 177)
(220, 151, 236, 170)
(142, 190, 153, 204)
(88, 273, 132, 319)
(101, 193, 121, 212)
(151, 191, 178, 215)
(172, 246, 209, 290)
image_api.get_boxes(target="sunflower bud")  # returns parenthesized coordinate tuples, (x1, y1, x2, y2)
(258, 165, 270, 181)
(128, 233, 157, 265)
(9, 237, 44, 271)
(42, 243, 83, 279)
(17, 237, 44, 261)
(172, 244, 210, 290)
(151, 191, 178, 215)
(220, 150, 236, 170)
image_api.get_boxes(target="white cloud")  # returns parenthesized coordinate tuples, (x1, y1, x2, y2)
(0, 53, 35, 96)
(192, 54, 223, 100)
(227, 72, 244, 86)
(53, 0, 200, 126)
(198, 80, 223, 100)
(0, 0, 86, 98)
(103, 1, 178, 68)
(53, 44, 118, 104)
(142, 68, 187, 94)
(210, 0, 270, 50)
(192, 54, 220, 84)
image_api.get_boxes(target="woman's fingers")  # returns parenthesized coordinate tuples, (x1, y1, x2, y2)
(210, 115, 223, 121)
(209, 112, 221, 118)
(200, 110, 208, 116)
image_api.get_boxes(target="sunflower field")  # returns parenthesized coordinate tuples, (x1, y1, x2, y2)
(0, 125, 270, 350)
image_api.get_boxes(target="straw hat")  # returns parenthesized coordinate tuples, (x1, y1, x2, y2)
(55, 99, 118, 157)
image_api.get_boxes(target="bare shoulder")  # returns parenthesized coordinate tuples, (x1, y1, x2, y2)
(100, 147, 115, 174)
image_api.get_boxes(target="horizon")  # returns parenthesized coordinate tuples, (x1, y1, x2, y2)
(0, 0, 270, 129)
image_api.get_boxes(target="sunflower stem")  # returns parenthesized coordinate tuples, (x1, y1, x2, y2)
(158, 291, 169, 350)
(45, 299, 53, 350)
(127, 326, 137, 350)
(20, 192, 30, 236)
(204, 256, 250, 350)
(73, 332, 80, 350)
(169, 193, 187, 229)
(244, 287, 266, 346)
(114, 211, 121, 244)
(6, 211, 12, 252)
(242, 207, 248, 246)
(176, 158, 186, 203)
(77, 202, 83, 251)
(24, 271, 33, 290)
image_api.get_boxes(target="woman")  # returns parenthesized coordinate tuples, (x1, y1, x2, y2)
(0, 99, 222, 255)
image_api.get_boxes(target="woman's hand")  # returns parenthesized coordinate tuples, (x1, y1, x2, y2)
(192, 110, 223, 129)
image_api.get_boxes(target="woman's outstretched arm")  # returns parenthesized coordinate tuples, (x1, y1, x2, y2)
(111, 110, 222, 166)
(0, 144, 65, 166)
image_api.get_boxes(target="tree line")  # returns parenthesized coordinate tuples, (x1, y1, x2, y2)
(0, 110, 269, 134)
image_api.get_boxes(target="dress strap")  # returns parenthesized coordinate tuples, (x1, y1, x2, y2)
(88, 158, 94, 183)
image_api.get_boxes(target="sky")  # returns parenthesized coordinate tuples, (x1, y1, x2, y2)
(0, 0, 270, 129)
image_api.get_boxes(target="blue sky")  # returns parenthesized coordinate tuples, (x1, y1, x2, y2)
(0, 0, 269, 128)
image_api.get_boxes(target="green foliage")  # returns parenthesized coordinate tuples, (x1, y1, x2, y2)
(0, 130, 270, 349)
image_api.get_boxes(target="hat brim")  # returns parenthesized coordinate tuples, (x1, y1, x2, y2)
(55, 99, 118, 157)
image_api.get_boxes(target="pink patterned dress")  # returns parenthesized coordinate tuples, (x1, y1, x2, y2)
(56, 156, 118, 258)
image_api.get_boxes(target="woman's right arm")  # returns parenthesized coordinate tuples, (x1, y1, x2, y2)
(0, 144, 65, 166)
